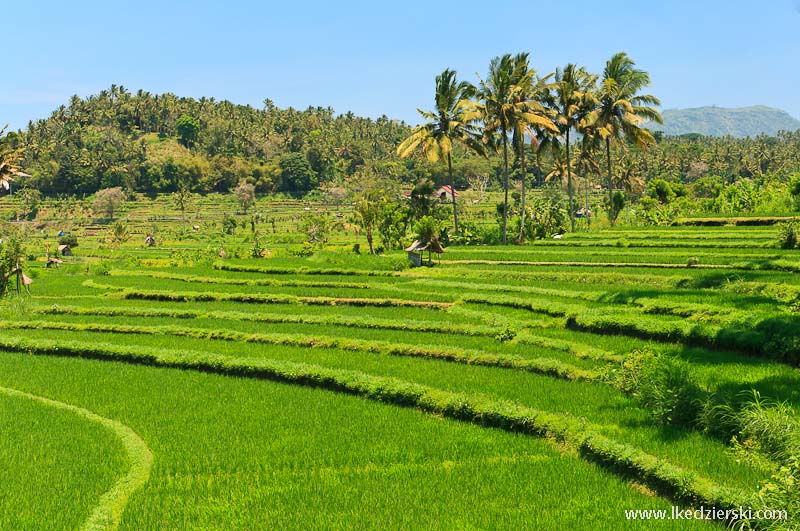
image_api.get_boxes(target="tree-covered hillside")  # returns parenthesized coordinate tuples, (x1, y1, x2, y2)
(650, 106, 800, 138)
(7, 85, 426, 195)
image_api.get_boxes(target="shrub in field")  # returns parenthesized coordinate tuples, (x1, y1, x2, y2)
(695, 396, 740, 441)
(748, 456, 799, 531)
(251, 235, 266, 258)
(737, 392, 800, 465)
(450, 221, 484, 246)
(493, 326, 517, 343)
(300, 211, 333, 244)
(647, 179, 678, 204)
(107, 222, 131, 247)
(93, 261, 111, 276)
(776, 221, 798, 249)
(287, 242, 315, 257)
(617, 349, 703, 426)
(221, 214, 237, 235)
(58, 234, 78, 248)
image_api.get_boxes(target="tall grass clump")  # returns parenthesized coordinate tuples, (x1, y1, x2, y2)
(617, 349, 703, 427)
(776, 221, 798, 249)
(736, 392, 800, 465)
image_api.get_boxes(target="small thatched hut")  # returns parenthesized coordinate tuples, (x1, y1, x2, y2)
(405, 239, 445, 267)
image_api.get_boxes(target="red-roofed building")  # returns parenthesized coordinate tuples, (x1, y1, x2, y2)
(436, 185, 459, 201)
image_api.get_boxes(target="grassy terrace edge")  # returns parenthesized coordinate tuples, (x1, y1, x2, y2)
(34, 304, 502, 337)
(83, 280, 453, 310)
(0, 320, 599, 382)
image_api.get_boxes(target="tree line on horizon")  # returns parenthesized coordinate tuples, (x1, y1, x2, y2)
(1, 66, 800, 240)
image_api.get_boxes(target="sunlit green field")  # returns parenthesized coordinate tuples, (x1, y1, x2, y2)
(2, 202, 799, 530)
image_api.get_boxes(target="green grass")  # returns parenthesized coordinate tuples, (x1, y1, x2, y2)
(0, 328, 768, 493)
(0, 353, 713, 531)
(5, 213, 800, 529)
(0, 386, 128, 531)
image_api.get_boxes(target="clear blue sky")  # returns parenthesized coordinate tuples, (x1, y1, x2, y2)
(3, 0, 799, 131)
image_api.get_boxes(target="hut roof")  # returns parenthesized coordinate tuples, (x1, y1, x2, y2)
(437, 185, 459, 197)
(404, 239, 445, 254)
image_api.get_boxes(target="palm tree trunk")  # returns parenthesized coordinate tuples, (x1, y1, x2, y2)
(566, 129, 575, 232)
(536, 147, 542, 188)
(367, 228, 374, 255)
(585, 176, 591, 227)
(447, 153, 459, 235)
(606, 136, 615, 226)
(501, 124, 510, 245)
(518, 140, 527, 242)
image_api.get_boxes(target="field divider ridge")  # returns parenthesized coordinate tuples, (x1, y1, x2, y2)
(34, 304, 501, 337)
(0, 320, 599, 381)
(81, 280, 453, 310)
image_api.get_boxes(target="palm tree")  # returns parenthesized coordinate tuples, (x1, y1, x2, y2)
(397, 69, 483, 235)
(511, 70, 557, 241)
(0, 127, 25, 193)
(545, 64, 598, 232)
(615, 153, 646, 195)
(464, 54, 557, 244)
(545, 148, 573, 190)
(593, 53, 662, 225)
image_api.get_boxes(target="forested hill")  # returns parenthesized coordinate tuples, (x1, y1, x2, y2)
(650, 106, 800, 138)
(8, 86, 417, 195)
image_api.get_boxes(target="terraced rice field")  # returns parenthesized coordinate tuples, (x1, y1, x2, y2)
(2, 223, 799, 530)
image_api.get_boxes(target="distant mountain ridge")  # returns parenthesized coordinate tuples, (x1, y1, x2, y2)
(649, 106, 800, 138)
